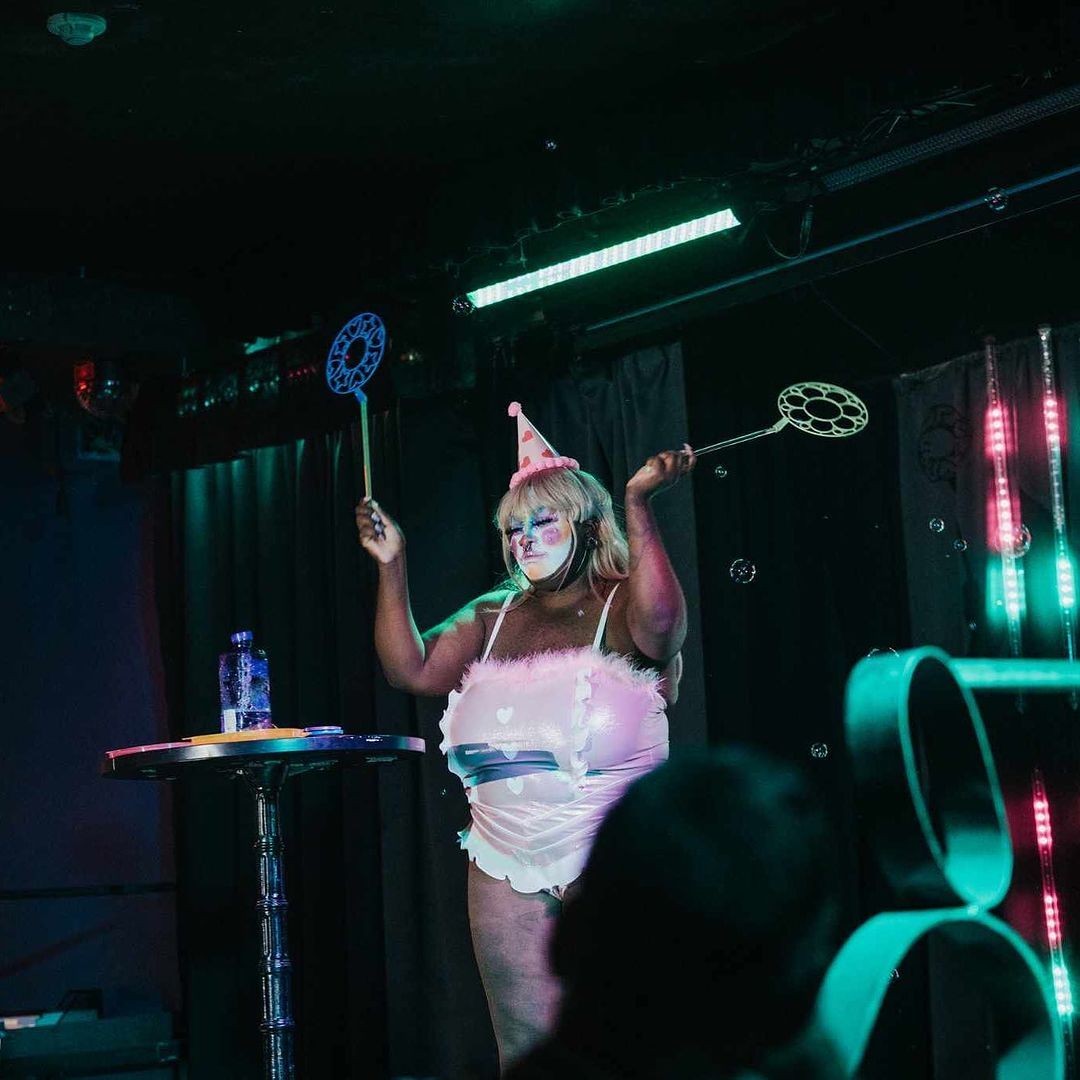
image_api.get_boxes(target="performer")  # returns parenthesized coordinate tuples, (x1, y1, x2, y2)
(355, 402, 694, 1072)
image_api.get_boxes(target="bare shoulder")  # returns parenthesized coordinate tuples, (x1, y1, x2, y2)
(471, 587, 517, 630)
(421, 588, 511, 643)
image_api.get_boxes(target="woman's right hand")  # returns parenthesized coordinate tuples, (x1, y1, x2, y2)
(355, 498, 404, 564)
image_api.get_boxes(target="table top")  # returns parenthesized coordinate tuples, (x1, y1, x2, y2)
(101, 733, 426, 781)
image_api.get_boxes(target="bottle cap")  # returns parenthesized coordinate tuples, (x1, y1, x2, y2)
(230, 630, 254, 645)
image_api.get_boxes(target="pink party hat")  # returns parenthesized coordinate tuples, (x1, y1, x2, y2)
(507, 401, 580, 489)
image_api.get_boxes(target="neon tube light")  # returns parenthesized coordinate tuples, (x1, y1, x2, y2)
(984, 335, 1026, 653)
(1037, 327, 1078, 639)
(1033, 771, 1075, 1037)
(466, 209, 741, 308)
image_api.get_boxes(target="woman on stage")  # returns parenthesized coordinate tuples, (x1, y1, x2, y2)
(355, 402, 694, 1072)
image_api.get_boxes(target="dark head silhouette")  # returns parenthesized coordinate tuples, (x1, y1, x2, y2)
(510, 745, 841, 1079)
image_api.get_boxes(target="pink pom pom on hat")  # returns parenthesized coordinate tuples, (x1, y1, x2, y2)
(506, 401, 580, 489)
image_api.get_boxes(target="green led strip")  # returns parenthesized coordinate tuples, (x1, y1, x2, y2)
(466, 208, 741, 308)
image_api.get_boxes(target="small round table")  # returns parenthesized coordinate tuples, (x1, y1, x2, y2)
(102, 733, 425, 1080)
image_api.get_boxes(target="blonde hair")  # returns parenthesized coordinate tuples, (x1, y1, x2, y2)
(494, 467, 629, 600)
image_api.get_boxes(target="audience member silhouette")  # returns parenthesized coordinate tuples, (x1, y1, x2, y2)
(504, 745, 843, 1080)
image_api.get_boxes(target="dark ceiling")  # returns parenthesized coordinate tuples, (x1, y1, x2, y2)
(3, 0, 1080, 344)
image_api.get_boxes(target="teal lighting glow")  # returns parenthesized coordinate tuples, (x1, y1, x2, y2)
(466, 209, 741, 308)
(1058, 557, 1076, 610)
(243, 329, 313, 356)
(1053, 963, 1075, 1017)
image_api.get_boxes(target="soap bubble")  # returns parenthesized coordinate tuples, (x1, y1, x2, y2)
(810, 742, 829, 759)
(953, 538, 968, 552)
(891, 968, 900, 980)
(713, 464, 728, 478)
(929, 517, 945, 533)
(1008, 524, 1032, 558)
(866, 647, 899, 658)
(543, 137, 558, 151)
(451, 295, 475, 315)
(729, 559, 756, 584)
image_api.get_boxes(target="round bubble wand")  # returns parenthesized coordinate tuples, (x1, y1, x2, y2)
(693, 381, 869, 456)
(325, 312, 387, 499)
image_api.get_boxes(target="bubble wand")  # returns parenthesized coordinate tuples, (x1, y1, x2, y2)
(693, 381, 869, 456)
(325, 312, 387, 500)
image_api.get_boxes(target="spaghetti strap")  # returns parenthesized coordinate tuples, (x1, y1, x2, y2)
(592, 582, 621, 652)
(481, 592, 515, 663)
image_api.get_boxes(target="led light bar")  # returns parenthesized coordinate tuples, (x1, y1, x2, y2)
(984, 336, 1026, 652)
(1037, 329, 1078, 670)
(466, 208, 741, 309)
(1033, 771, 1075, 1036)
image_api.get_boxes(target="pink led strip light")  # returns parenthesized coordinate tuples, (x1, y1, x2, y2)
(1033, 770, 1074, 1024)
(983, 335, 1026, 655)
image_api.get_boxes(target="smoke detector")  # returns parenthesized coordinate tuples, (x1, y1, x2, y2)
(47, 13, 107, 46)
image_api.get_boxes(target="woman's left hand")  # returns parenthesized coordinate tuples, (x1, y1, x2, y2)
(626, 443, 696, 502)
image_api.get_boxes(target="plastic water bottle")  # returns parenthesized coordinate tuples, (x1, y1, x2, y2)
(219, 630, 272, 732)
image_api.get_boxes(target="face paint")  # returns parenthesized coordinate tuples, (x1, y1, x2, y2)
(506, 506, 575, 583)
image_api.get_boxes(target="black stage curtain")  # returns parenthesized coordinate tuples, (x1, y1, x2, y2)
(683, 315, 928, 1075)
(152, 344, 701, 1078)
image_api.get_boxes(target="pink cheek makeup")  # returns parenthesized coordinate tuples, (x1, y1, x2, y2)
(540, 525, 562, 546)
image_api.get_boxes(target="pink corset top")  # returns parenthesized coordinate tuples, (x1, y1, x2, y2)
(439, 583, 669, 893)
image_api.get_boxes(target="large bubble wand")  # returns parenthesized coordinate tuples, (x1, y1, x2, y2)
(693, 381, 869, 456)
(325, 312, 387, 499)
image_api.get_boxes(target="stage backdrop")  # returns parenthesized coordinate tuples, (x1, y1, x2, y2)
(153, 343, 703, 1078)
(154, 311, 1078, 1078)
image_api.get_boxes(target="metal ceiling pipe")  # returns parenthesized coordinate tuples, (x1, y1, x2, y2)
(583, 161, 1080, 342)
(820, 83, 1080, 193)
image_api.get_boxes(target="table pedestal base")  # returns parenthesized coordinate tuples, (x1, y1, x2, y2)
(247, 765, 295, 1080)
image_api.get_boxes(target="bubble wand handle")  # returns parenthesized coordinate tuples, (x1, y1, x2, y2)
(693, 418, 790, 457)
(355, 388, 372, 500)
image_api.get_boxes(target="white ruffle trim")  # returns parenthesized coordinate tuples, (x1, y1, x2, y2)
(459, 646, 663, 689)
(437, 688, 461, 756)
(458, 824, 590, 895)
(568, 664, 592, 786)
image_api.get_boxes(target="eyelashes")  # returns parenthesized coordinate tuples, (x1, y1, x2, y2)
(505, 515, 558, 538)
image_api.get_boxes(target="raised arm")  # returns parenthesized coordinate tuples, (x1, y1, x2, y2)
(357, 498, 488, 696)
(623, 445, 696, 663)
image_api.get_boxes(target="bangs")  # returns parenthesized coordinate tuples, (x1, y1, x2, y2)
(495, 468, 595, 532)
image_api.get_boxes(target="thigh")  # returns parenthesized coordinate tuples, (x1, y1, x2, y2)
(467, 862, 565, 1073)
